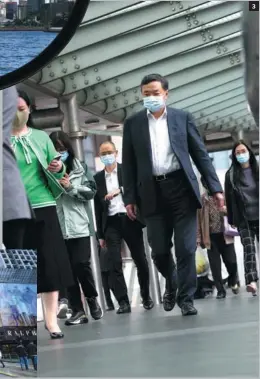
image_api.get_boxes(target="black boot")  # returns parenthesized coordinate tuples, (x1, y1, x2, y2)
(216, 290, 226, 299)
(87, 297, 103, 320)
(117, 301, 131, 314)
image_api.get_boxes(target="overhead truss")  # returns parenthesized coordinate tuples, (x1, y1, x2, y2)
(27, 1, 255, 135)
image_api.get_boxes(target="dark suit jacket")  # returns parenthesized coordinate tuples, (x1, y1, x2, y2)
(122, 107, 223, 218)
(94, 163, 144, 239)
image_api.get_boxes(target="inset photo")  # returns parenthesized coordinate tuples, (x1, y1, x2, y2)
(0, 249, 37, 377)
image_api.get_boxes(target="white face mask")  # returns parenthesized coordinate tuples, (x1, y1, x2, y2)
(12, 110, 29, 131)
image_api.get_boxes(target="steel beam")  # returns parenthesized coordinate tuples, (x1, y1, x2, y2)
(30, 108, 64, 129)
(178, 86, 245, 114)
(206, 114, 255, 131)
(197, 103, 248, 125)
(192, 94, 247, 121)
(205, 137, 237, 152)
(206, 110, 254, 133)
(39, 1, 241, 85)
(62, 1, 208, 55)
(243, 2, 259, 126)
(169, 78, 244, 110)
(80, 1, 142, 24)
(122, 53, 243, 120)
(61, 18, 242, 96)
(100, 33, 242, 113)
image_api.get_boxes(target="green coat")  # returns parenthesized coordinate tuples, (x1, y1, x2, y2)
(56, 158, 96, 239)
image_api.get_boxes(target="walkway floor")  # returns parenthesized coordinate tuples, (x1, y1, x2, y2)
(38, 290, 259, 377)
(0, 362, 36, 378)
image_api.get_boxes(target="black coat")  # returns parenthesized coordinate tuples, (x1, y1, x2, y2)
(94, 163, 144, 239)
(225, 166, 259, 227)
(122, 107, 223, 218)
(27, 343, 37, 357)
(16, 345, 27, 358)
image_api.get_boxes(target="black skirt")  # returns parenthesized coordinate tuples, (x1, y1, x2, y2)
(23, 206, 74, 293)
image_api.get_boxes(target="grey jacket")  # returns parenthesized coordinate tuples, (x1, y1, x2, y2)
(3, 87, 31, 222)
(56, 158, 96, 239)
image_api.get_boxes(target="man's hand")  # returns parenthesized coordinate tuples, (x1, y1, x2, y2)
(48, 159, 62, 173)
(104, 189, 120, 201)
(220, 205, 227, 214)
(213, 193, 225, 210)
(99, 239, 106, 249)
(59, 173, 71, 189)
(126, 204, 137, 221)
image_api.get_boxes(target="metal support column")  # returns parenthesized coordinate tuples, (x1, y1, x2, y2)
(60, 95, 106, 312)
(237, 129, 245, 140)
(0, 90, 2, 248)
(143, 228, 161, 305)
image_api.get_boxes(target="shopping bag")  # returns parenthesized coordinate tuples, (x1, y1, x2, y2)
(196, 246, 209, 277)
(223, 216, 239, 237)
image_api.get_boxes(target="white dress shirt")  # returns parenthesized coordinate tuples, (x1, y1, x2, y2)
(105, 165, 126, 216)
(148, 109, 180, 176)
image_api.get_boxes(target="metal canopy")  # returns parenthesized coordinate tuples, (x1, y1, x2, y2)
(27, 0, 257, 136)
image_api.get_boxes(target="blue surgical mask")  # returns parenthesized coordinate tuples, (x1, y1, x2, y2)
(101, 154, 116, 166)
(60, 151, 69, 162)
(236, 152, 250, 164)
(143, 96, 165, 113)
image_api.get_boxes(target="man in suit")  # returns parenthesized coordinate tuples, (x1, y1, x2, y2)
(122, 74, 224, 316)
(94, 141, 154, 314)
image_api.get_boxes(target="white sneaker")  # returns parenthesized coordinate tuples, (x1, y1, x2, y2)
(57, 299, 69, 319)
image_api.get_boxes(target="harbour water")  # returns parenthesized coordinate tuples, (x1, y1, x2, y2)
(0, 31, 57, 76)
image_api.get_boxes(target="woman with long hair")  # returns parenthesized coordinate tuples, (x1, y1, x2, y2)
(11, 91, 74, 339)
(225, 140, 259, 296)
(49, 131, 103, 326)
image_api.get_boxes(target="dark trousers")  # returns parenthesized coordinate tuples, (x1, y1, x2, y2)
(30, 356, 37, 371)
(19, 356, 28, 370)
(207, 233, 238, 291)
(145, 170, 197, 307)
(238, 220, 259, 285)
(3, 219, 29, 249)
(59, 288, 68, 302)
(101, 271, 114, 307)
(0, 359, 5, 368)
(105, 214, 150, 304)
(65, 237, 98, 313)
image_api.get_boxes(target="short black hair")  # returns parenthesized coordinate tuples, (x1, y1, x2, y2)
(99, 141, 116, 151)
(140, 74, 169, 91)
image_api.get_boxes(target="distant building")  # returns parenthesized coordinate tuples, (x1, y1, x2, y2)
(5, 2, 18, 20)
(27, 0, 40, 14)
(40, 1, 74, 27)
(17, 4, 27, 20)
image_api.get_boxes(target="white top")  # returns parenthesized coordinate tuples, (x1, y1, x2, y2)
(105, 165, 126, 216)
(148, 109, 180, 176)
